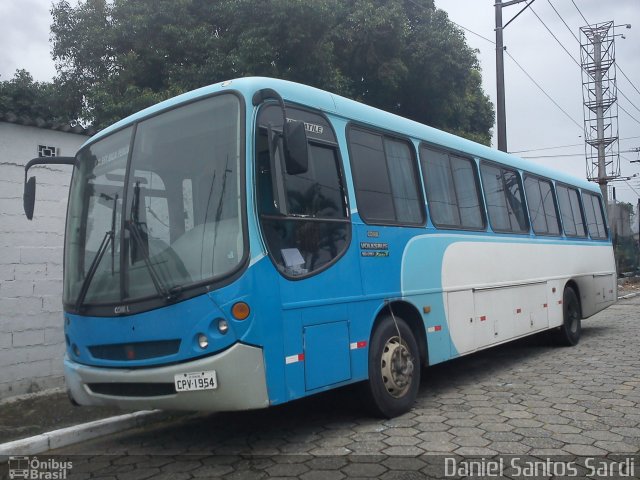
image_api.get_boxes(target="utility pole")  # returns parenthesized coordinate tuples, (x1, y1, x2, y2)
(580, 22, 622, 205)
(594, 34, 608, 200)
(495, 0, 535, 152)
(495, 0, 506, 152)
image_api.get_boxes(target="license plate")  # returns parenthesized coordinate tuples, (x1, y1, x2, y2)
(174, 370, 218, 392)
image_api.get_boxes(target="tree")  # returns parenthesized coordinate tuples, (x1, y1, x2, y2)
(51, 0, 494, 143)
(0, 69, 81, 126)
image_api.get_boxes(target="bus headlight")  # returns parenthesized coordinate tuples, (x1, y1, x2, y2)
(197, 333, 209, 349)
(217, 319, 229, 334)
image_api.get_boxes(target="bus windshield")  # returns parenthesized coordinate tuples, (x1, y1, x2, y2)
(63, 94, 244, 310)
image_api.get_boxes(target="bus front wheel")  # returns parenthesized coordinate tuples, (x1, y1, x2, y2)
(363, 314, 420, 418)
(558, 287, 581, 346)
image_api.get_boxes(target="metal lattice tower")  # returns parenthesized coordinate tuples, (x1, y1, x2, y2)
(580, 21, 620, 201)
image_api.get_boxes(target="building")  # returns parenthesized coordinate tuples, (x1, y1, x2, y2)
(609, 201, 634, 238)
(0, 114, 93, 398)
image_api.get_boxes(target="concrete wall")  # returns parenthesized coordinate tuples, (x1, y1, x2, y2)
(0, 122, 89, 398)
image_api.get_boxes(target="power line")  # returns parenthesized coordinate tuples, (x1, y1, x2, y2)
(535, 4, 640, 120)
(504, 49, 583, 130)
(618, 64, 640, 98)
(619, 103, 640, 126)
(422, 1, 639, 153)
(623, 179, 640, 196)
(529, 6, 581, 68)
(452, 21, 496, 45)
(535, 7, 640, 123)
(520, 149, 640, 159)
(520, 153, 584, 159)
(511, 136, 640, 154)
(407, 0, 497, 45)
(547, 0, 580, 43)
(618, 88, 640, 115)
(510, 142, 584, 153)
(571, 0, 590, 26)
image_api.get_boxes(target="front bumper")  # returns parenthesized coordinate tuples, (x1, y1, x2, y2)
(65, 343, 269, 411)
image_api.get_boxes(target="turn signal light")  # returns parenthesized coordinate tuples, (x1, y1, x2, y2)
(231, 302, 250, 320)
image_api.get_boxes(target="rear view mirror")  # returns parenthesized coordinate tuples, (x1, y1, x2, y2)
(22, 156, 76, 220)
(284, 120, 309, 175)
(23, 176, 36, 220)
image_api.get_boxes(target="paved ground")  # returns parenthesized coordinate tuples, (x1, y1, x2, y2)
(3, 295, 639, 478)
(18, 295, 635, 478)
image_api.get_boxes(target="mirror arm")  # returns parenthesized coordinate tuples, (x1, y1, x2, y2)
(252, 88, 290, 149)
(267, 125, 288, 216)
(253, 88, 309, 175)
(24, 156, 77, 183)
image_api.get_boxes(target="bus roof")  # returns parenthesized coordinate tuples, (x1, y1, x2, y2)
(86, 76, 599, 194)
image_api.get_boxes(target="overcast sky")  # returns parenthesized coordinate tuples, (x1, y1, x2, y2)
(1, 0, 639, 204)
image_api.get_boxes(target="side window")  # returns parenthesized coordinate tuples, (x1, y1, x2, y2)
(524, 176, 560, 235)
(480, 163, 528, 233)
(348, 127, 424, 225)
(557, 185, 587, 237)
(420, 145, 484, 229)
(583, 192, 608, 239)
(256, 104, 350, 277)
(285, 144, 346, 219)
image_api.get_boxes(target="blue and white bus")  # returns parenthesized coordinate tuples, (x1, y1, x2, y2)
(24, 77, 616, 418)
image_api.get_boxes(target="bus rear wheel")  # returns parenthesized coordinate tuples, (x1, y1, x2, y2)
(363, 314, 420, 418)
(558, 287, 581, 346)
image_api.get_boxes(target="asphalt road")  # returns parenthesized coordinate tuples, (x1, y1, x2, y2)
(32, 296, 640, 478)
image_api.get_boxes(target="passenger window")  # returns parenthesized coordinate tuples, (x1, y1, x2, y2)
(421, 146, 484, 229)
(582, 192, 608, 239)
(524, 176, 560, 235)
(349, 128, 424, 225)
(557, 185, 587, 237)
(480, 163, 528, 233)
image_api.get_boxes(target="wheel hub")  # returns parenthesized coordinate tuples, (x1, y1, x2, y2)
(380, 336, 414, 398)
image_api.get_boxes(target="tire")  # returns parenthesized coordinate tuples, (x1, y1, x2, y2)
(558, 287, 581, 346)
(362, 314, 420, 418)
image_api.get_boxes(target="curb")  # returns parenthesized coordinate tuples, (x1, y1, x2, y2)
(618, 292, 639, 300)
(0, 410, 164, 459)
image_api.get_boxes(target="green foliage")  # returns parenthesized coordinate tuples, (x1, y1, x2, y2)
(0, 69, 81, 125)
(49, 0, 494, 142)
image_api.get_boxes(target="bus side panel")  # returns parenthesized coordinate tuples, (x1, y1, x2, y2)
(571, 271, 616, 320)
(401, 233, 460, 365)
(403, 235, 616, 358)
(275, 234, 364, 400)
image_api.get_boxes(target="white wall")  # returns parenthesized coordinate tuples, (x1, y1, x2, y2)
(0, 122, 89, 398)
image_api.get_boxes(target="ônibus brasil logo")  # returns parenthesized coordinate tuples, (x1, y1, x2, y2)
(8, 456, 72, 479)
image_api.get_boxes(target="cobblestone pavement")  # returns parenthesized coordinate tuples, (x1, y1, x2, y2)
(8, 297, 640, 478)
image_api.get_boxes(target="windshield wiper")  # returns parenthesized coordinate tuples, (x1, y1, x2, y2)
(126, 219, 176, 301)
(126, 180, 177, 301)
(75, 230, 113, 311)
(75, 193, 118, 311)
